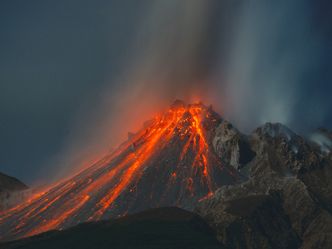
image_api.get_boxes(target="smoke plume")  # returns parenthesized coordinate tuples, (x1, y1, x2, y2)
(47, 0, 329, 182)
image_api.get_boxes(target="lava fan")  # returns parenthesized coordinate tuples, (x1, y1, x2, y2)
(0, 100, 242, 241)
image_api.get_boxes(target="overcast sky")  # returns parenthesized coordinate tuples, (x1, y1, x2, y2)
(0, 0, 331, 185)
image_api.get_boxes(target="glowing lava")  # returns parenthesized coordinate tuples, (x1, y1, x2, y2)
(0, 100, 241, 241)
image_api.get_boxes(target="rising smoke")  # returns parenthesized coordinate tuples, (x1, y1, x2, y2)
(222, 0, 327, 133)
(103, 0, 327, 135)
(48, 0, 329, 182)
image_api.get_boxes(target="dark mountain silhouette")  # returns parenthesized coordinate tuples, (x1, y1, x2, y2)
(0, 172, 28, 211)
(0, 207, 222, 249)
(0, 172, 27, 193)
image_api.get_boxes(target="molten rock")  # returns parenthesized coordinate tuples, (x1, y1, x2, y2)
(0, 101, 245, 241)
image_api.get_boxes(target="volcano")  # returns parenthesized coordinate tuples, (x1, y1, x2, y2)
(0, 100, 245, 241)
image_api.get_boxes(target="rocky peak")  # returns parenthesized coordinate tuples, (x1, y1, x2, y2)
(213, 120, 255, 171)
(196, 122, 332, 249)
(253, 122, 296, 141)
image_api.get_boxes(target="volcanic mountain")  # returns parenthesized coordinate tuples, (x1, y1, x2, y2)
(0, 100, 249, 241)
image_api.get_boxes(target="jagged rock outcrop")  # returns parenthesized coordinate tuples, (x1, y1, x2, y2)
(196, 123, 332, 249)
(213, 120, 255, 170)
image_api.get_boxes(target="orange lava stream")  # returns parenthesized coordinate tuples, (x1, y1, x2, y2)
(24, 195, 90, 238)
(1, 102, 218, 239)
(11, 180, 80, 234)
(1, 125, 153, 237)
(90, 108, 186, 219)
(0, 191, 47, 222)
(180, 106, 213, 192)
(11, 153, 138, 236)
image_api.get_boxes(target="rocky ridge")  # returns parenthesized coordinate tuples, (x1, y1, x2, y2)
(196, 122, 332, 249)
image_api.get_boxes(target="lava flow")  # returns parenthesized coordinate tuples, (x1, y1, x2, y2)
(0, 100, 241, 241)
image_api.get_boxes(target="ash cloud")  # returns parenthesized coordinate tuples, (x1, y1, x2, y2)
(51, 0, 330, 180)
(221, 0, 329, 133)
(105, 0, 329, 135)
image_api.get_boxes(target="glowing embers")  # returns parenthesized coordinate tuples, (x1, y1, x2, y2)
(177, 105, 212, 190)
(24, 194, 90, 237)
(0, 101, 235, 241)
(89, 111, 182, 219)
(80, 108, 188, 220)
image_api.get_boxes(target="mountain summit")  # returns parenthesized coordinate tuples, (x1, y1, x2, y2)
(0, 101, 248, 240)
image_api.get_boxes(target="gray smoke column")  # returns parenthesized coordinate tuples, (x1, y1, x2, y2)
(222, 0, 327, 133)
(49, 0, 328, 181)
(104, 0, 327, 137)
(85, 0, 228, 147)
(48, 0, 225, 181)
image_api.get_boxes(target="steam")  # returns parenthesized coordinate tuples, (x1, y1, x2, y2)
(222, 0, 326, 132)
(46, 0, 328, 182)
(107, 0, 327, 134)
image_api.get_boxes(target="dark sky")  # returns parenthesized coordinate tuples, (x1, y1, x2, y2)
(0, 0, 147, 184)
(0, 0, 331, 185)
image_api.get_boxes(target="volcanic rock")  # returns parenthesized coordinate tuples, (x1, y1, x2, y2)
(1, 103, 332, 249)
(213, 120, 255, 170)
(196, 122, 332, 249)
(0, 101, 244, 241)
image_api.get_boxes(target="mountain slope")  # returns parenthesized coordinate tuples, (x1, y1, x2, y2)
(0, 101, 245, 241)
